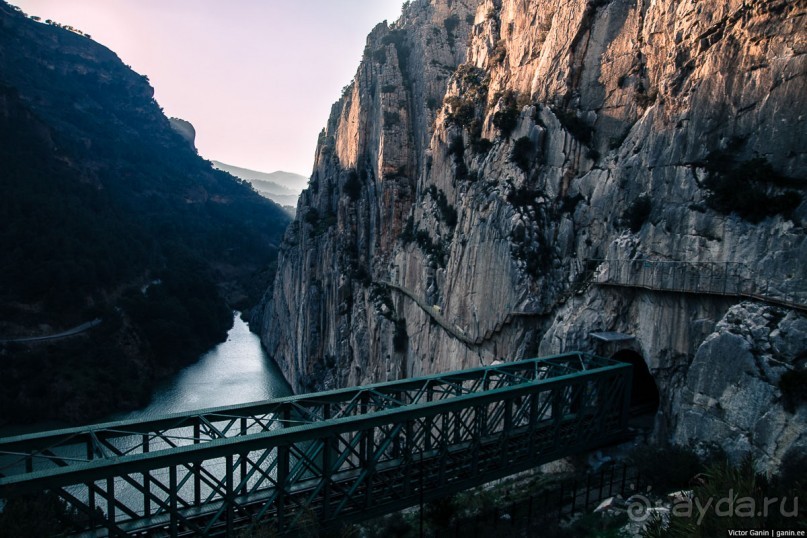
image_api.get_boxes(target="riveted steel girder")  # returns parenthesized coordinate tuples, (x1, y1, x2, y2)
(0, 352, 632, 536)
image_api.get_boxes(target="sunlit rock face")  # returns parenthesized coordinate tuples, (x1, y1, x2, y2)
(259, 0, 807, 470)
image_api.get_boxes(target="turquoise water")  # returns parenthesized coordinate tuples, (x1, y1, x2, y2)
(115, 312, 291, 420)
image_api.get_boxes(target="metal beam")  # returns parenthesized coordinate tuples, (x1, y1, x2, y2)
(0, 352, 632, 536)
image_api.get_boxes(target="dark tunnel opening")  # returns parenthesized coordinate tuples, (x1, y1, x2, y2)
(612, 349, 660, 416)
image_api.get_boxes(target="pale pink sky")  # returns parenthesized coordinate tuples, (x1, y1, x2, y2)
(10, 1, 404, 176)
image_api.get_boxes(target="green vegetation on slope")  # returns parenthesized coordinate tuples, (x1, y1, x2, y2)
(0, 2, 291, 423)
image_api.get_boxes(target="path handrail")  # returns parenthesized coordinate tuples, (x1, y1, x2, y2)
(588, 258, 806, 311)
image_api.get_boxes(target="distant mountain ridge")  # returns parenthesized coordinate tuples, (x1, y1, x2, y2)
(212, 161, 308, 193)
(212, 161, 307, 210)
(164, 115, 307, 204)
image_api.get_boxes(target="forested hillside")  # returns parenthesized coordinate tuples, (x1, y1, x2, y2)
(0, 2, 290, 423)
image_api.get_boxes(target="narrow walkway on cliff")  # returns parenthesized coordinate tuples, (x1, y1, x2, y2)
(0, 318, 102, 344)
(381, 256, 806, 351)
(591, 259, 807, 312)
(378, 281, 542, 346)
(378, 267, 597, 348)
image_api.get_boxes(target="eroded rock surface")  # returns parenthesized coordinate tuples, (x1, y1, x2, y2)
(259, 0, 807, 470)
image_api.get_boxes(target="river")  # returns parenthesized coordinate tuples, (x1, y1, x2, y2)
(0, 313, 292, 518)
(0, 312, 291, 437)
(116, 312, 291, 420)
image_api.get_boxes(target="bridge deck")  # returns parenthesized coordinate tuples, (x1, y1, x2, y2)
(0, 352, 632, 537)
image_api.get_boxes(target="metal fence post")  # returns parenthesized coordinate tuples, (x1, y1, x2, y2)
(226, 454, 234, 535)
(621, 464, 627, 494)
(170, 465, 178, 538)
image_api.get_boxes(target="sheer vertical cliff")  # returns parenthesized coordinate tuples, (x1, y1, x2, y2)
(260, 0, 481, 391)
(260, 0, 807, 470)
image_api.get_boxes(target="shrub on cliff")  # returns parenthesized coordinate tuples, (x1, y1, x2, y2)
(383, 110, 401, 127)
(427, 186, 458, 227)
(447, 135, 470, 180)
(703, 156, 802, 223)
(393, 319, 408, 352)
(490, 40, 507, 64)
(510, 136, 534, 172)
(447, 135, 465, 159)
(445, 96, 476, 127)
(779, 368, 807, 413)
(444, 15, 460, 48)
(623, 195, 653, 233)
(492, 105, 519, 138)
(382, 30, 411, 82)
(471, 136, 493, 154)
(303, 207, 320, 224)
(506, 186, 542, 209)
(560, 193, 585, 214)
(414, 230, 447, 267)
(400, 216, 415, 244)
(343, 169, 363, 201)
(553, 107, 593, 144)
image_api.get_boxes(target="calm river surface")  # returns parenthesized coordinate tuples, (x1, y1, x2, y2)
(115, 312, 292, 420)
(0, 313, 291, 437)
(0, 314, 292, 516)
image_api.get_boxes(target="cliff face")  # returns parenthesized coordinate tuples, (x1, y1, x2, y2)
(260, 0, 806, 470)
(260, 0, 480, 390)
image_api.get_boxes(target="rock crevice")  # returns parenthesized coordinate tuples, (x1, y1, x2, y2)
(259, 0, 807, 469)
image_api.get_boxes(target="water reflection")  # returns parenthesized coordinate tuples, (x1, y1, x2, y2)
(117, 312, 291, 420)
(0, 313, 294, 525)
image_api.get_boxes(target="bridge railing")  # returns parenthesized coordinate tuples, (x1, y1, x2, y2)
(0, 353, 608, 477)
(591, 258, 807, 310)
(0, 352, 632, 537)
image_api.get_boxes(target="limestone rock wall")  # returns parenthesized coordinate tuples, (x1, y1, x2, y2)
(673, 303, 807, 470)
(259, 0, 807, 469)
(259, 0, 481, 391)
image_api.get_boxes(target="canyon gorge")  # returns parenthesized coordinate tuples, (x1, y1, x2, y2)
(258, 0, 807, 471)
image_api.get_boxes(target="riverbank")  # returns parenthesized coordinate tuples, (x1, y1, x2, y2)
(114, 313, 291, 421)
(0, 312, 291, 437)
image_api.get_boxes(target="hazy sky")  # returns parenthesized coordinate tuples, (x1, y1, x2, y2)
(10, 1, 405, 176)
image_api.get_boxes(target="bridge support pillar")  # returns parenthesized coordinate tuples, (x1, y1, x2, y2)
(240, 417, 248, 496)
(193, 422, 201, 506)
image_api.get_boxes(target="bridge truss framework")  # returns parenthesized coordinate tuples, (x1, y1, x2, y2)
(0, 352, 632, 536)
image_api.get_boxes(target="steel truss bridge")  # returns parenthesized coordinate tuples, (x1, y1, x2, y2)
(0, 352, 632, 537)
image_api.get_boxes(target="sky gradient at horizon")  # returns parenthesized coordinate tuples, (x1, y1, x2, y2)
(10, 0, 405, 176)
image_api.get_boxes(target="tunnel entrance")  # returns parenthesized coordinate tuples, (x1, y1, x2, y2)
(612, 349, 660, 416)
